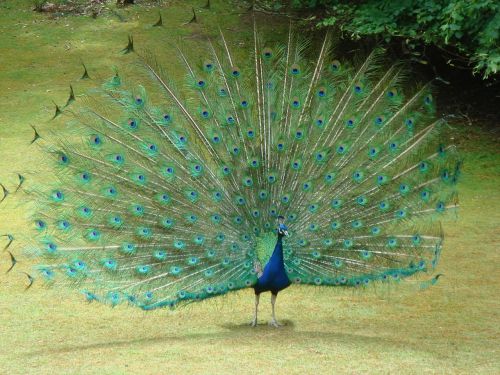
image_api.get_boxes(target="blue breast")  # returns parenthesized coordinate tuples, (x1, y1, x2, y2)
(253, 237, 291, 294)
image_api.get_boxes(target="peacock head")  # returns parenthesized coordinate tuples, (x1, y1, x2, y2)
(277, 215, 285, 224)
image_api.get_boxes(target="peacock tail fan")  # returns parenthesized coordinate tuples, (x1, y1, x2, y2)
(20, 20, 460, 310)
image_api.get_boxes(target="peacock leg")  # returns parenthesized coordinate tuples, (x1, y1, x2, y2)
(269, 293, 282, 327)
(250, 293, 259, 327)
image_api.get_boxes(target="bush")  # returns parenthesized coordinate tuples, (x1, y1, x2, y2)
(284, 0, 499, 78)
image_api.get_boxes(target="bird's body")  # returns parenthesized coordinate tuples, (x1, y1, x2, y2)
(12, 19, 460, 325)
(253, 226, 290, 296)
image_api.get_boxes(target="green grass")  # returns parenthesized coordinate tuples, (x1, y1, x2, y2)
(0, 1, 499, 373)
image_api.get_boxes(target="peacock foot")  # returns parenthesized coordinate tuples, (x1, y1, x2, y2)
(268, 319, 282, 328)
(250, 318, 257, 327)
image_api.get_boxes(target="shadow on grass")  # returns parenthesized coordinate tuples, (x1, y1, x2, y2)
(23, 321, 432, 358)
(219, 319, 296, 330)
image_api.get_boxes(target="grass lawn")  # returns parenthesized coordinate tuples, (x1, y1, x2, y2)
(0, 0, 499, 373)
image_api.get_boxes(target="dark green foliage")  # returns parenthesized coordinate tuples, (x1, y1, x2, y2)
(278, 0, 499, 78)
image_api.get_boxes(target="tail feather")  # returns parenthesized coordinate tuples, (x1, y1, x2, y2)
(14, 21, 461, 309)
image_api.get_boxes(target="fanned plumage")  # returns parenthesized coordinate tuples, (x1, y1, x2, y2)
(19, 21, 460, 310)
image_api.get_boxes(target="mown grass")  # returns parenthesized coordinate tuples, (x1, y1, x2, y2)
(0, 1, 499, 374)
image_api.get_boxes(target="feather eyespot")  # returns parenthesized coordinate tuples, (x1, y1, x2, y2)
(290, 64, 301, 75)
(128, 119, 138, 129)
(90, 135, 101, 145)
(330, 60, 340, 72)
(218, 87, 227, 96)
(230, 67, 240, 77)
(262, 48, 273, 59)
(203, 61, 214, 72)
(387, 88, 397, 98)
(374, 116, 384, 126)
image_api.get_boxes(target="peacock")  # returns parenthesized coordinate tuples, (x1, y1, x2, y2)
(4, 18, 461, 327)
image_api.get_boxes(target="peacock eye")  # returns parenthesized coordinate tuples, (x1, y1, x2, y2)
(330, 60, 340, 71)
(231, 67, 240, 77)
